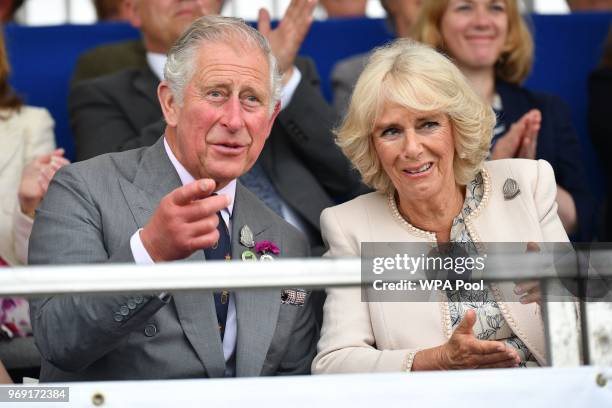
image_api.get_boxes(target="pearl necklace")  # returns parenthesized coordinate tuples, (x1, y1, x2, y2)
(386, 168, 491, 242)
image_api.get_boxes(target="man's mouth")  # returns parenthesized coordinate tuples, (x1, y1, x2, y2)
(212, 143, 247, 156)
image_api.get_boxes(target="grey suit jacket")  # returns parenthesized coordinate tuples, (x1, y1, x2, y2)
(28, 138, 317, 382)
(331, 52, 369, 116)
(69, 53, 368, 255)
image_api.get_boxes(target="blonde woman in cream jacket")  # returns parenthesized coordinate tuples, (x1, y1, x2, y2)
(312, 40, 570, 374)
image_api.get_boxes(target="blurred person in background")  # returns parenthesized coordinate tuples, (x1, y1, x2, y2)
(319, 0, 367, 18)
(0, 26, 68, 377)
(72, 0, 227, 82)
(331, 0, 423, 114)
(93, 0, 131, 21)
(0, 0, 24, 23)
(567, 0, 612, 11)
(588, 26, 612, 239)
(413, 0, 595, 240)
(313, 40, 558, 374)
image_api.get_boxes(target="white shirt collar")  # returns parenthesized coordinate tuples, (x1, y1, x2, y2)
(163, 137, 236, 218)
(147, 52, 167, 81)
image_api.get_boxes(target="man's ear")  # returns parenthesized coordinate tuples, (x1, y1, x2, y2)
(264, 101, 281, 138)
(124, 0, 141, 28)
(158, 81, 179, 127)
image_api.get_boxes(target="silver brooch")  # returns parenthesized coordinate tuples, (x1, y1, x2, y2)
(503, 178, 520, 200)
(239, 225, 255, 248)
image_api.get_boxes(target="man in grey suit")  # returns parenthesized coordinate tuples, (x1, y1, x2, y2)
(69, 0, 367, 256)
(28, 16, 317, 382)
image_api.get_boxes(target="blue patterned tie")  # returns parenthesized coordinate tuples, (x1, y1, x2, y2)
(239, 162, 284, 216)
(203, 212, 231, 340)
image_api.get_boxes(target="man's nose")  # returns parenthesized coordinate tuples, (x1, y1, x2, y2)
(220, 96, 244, 132)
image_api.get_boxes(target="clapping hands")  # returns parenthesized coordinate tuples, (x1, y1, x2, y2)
(257, 0, 316, 85)
(18, 148, 70, 219)
(491, 109, 541, 160)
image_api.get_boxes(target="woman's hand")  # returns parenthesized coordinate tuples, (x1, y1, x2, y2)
(18, 149, 70, 218)
(412, 310, 520, 370)
(490, 109, 541, 160)
(515, 109, 541, 160)
(514, 242, 543, 306)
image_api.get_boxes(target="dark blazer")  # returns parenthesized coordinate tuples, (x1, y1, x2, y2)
(69, 51, 366, 255)
(588, 67, 612, 239)
(28, 138, 318, 382)
(71, 39, 148, 85)
(496, 79, 595, 241)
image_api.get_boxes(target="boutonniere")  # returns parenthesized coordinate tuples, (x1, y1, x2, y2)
(255, 240, 280, 261)
(239, 225, 280, 261)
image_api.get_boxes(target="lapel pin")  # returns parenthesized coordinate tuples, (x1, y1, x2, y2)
(240, 225, 255, 248)
(241, 250, 257, 261)
(503, 178, 520, 200)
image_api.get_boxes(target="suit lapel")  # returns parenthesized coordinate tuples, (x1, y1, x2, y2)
(117, 138, 226, 377)
(118, 138, 179, 226)
(231, 183, 281, 377)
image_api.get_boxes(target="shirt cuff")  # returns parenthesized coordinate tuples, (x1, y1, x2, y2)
(130, 228, 154, 264)
(130, 229, 169, 300)
(280, 66, 302, 111)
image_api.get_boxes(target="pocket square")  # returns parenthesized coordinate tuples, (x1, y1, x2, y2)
(280, 289, 308, 306)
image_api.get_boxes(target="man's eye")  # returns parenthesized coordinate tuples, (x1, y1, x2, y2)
(243, 95, 261, 106)
(208, 90, 223, 98)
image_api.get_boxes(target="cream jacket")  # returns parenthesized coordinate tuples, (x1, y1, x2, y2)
(312, 159, 569, 374)
(0, 106, 55, 265)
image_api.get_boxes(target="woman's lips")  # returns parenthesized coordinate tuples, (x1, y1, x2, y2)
(402, 162, 433, 178)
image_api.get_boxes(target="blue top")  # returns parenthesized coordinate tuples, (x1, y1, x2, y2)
(494, 79, 595, 241)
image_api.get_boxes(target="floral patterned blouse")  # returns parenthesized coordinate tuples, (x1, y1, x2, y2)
(446, 172, 538, 368)
(0, 259, 32, 339)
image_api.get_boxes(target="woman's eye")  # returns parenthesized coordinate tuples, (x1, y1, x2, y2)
(490, 3, 506, 12)
(381, 127, 401, 137)
(421, 121, 439, 130)
(455, 3, 472, 12)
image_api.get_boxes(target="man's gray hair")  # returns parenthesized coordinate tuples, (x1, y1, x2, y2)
(164, 15, 281, 115)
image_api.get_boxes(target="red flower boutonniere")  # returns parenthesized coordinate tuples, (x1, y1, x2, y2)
(255, 240, 279, 261)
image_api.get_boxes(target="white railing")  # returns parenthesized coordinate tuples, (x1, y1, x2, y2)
(1, 256, 611, 407)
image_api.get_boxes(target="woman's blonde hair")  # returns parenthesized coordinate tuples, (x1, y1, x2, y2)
(336, 39, 495, 193)
(412, 0, 534, 84)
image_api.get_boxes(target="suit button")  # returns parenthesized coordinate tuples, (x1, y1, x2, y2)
(119, 306, 130, 316)
(144, 324, 157, 337)
(127, 300, 137, 310)
(113, 313, 124, 322)
(134, 295, 144, 304)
